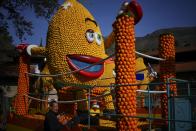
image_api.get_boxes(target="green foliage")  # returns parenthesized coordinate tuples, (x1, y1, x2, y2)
(0, 26, 15, 50)
(0, 26, 12, 45)
(0, 0, 59, 41)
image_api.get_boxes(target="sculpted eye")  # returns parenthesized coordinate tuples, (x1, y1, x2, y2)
(95, 33, 102, 46)
(86, 29, 95, 43)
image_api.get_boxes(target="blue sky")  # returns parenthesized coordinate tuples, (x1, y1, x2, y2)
(10, 0, 196, 45)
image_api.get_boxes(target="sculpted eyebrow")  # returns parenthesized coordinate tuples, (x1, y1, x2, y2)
(85, 18, 97, 27)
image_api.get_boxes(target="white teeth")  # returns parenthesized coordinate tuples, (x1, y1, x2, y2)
(118, 10, 124, 15)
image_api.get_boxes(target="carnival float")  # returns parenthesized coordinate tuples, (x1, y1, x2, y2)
(4, 0, 188, 130)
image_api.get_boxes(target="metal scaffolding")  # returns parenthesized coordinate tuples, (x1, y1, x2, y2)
(8, 72, 196, 130)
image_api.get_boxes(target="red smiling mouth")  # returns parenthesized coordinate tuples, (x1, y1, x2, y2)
(66, 54, 104, 78)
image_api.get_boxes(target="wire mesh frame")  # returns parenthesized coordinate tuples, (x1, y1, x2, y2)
(167, 78, 195, 131)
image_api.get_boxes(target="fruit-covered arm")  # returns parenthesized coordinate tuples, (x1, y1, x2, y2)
(16, 43, 46, 56)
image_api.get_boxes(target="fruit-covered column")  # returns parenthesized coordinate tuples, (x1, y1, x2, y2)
(159, 33, 177, 123)
(113, 16, 138, 131)
(113, 1, 143, 130)
(14, 54, 30, 115)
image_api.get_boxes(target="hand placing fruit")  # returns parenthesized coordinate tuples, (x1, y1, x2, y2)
(58, 114, 68, 125)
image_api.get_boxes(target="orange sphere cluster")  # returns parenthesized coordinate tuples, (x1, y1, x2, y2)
(14, 55, 29, 115)
(91, 87, 107, 95)
(113, 15, 138, 131)
(58, 114, 73, 125)
(159, 33, 176, 122)
(159, 34, 175, 60)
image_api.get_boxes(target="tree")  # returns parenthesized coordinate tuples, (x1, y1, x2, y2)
(0, 0, 59, 41)
(0, 26, 13, 48)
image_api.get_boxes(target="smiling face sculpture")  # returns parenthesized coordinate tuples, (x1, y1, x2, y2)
(46, 0, 109, 86)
